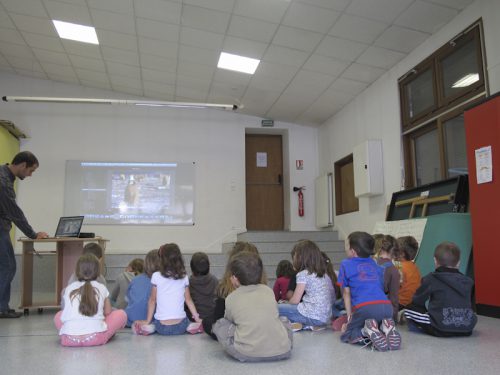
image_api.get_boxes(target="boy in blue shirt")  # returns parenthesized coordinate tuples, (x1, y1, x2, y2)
(338, 231, 402, 351)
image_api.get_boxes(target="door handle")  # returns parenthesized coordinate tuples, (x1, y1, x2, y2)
(278, 174, 282, 185)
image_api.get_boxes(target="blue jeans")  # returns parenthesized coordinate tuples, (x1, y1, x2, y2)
(332, 298, 346, 318)
(340, 303, 393, 343)
(0, 230, 16, 312)
(154, 317, 189, 335)
(277, 303, 326, 326)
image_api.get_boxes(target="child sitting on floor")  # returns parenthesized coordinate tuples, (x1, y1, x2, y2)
(188, 252, 218, 322)
(213, 251, 292, 362)
(203, 241, 267, 340)
(110, 258, 144, 309)
(404, 241, 477, 337)
(66, 242, 107, 288)
(125, 250, 160, 327)
(133, 243, 201, 335)
(278, 240, 335, 331)
(397, 236, 421, 310)
(339, 232, 401, 351)
(273, 259, 294, 302)
(375, 235, 400, 322)
(54, 254, 127, 347)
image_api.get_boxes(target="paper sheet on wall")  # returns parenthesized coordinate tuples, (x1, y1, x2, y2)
(256, 152, 267, 168)
(475, 146, 492, 184)
(373, 218, 427, 247)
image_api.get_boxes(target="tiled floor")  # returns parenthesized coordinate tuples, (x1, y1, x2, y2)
(1, 308, 499, 375)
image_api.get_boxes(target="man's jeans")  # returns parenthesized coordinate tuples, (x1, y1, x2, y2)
(0, 230, 16, 312)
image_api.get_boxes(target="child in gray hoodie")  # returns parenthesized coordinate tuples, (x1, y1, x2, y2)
(110, 258, 144, 309)
(188, 252, 218, 321)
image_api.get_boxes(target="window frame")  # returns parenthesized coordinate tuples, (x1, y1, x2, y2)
(436, 26, 486, 108)
(400, 20, 488, 188)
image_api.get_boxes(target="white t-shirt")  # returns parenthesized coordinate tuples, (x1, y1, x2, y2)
(59, 281, 109, 336)
(151, 272, 189, 321)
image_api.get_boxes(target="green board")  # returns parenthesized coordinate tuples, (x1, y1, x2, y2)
(415, 213, 472, 277)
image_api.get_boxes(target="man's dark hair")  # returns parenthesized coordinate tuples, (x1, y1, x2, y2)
(190, 252, 210, 276)
(348, 231, 375, 258)
(229, 251, 263, 286)
(12, 151, 39, 167)
(434, 241, 461, 268)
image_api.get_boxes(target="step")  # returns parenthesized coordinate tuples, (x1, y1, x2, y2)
(237, 230, 339, 243)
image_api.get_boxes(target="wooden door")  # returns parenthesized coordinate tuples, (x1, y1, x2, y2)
(245, 134, 284, 230)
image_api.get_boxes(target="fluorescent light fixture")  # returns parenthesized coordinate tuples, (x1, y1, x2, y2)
(217, 52, 260, 74)
(52, 20, 99, 45)
(2, 96, 241, 111)
(452, 73, 479, 88)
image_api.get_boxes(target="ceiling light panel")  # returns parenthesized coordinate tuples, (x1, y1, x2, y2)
(217, 52, 260, 74)
(53, 20, 99, 45)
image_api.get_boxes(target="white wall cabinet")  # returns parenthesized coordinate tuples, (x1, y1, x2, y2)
(353, 140, 383, 197)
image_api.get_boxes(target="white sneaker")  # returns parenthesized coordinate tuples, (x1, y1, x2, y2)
(381, 318, 402, 350)
(361, 319, 388, 352)
(133, 322, 155, 335)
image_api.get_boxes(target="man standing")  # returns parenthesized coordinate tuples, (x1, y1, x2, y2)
(0, 151, 48, 318)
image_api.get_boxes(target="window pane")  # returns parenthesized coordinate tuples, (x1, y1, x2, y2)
(405, 69, 434, 120)
(444, 114, 468, 177)
(441, 38, 480, 97)
(415, 128, 441, 186)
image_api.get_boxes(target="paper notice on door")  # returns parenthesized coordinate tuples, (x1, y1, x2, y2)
(475, 146, 492, 184)
(256, 152, 267, 168)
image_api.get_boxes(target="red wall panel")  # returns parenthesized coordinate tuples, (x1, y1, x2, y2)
(465, 94, 500, 307)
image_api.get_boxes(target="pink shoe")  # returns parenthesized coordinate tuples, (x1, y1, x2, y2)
(186, 322, 204, 334)
(332, 315, 348, 331)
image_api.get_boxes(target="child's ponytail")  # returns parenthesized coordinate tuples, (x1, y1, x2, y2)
(70, 253, 100, 317)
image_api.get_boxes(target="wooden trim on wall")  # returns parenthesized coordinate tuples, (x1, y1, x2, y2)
(334, 154, 359, 216)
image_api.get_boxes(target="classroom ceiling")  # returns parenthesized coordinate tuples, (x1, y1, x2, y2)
(0, 0, 473, 126)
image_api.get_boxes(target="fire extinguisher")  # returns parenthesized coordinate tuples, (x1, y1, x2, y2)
(293, 186, 305, 217)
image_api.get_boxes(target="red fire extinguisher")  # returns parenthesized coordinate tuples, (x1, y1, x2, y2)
(293, 186, 305, 217)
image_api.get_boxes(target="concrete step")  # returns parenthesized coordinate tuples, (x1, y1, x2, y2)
(237, 230, 339, 243)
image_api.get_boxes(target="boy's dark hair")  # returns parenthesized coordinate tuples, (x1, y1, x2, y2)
(292, 240, 326, 277)
(434, 241, 461, 268)
(379, 235, 400, 258)
(158, 243, 186, 279)
(128, 258, 144, 275)
(83, 242, 103, 259)
(348, 231, 374, 258)
(229, 251, 263, 286)
(11, 151, 39, 167)
(276, 259, 294, 278)
(397, 236, 419, 261)
(190, 252, 210, 276)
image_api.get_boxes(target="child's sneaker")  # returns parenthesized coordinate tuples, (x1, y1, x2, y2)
(291, 322, 303, 332)
(381, 318, 402, 350)
(303, 325, 326, 332)
(361, 319, 388, 352)
(133, 322, 155, 335)
(186, 322, 204, 334)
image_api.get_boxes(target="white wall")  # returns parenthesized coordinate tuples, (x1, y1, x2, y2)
(319, 0, 500, 239)
(0, 72, 320, 254)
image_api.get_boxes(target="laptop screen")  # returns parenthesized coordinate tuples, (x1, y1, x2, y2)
(55, 216, 84, 237)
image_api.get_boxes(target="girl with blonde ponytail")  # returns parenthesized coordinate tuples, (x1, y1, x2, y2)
(54, 254, 127, 346)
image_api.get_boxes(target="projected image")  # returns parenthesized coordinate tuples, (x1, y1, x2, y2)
(111, 173, 171, 213)
(64, 161, 195, 225)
